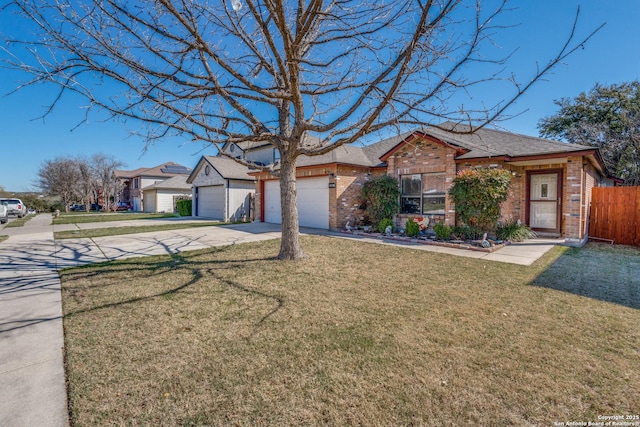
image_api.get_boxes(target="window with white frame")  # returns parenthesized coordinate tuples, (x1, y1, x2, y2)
(400, 172, 446, 215)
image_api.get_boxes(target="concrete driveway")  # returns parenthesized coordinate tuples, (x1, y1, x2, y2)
(53, 221, 284, 268)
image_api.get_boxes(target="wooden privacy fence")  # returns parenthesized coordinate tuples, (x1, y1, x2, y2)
(590, 186, 640, 246)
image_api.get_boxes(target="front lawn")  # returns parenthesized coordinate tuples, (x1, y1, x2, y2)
(54, 221, 224, 239)
(54, 212, 179, 224)
(61, 237, 640, 426)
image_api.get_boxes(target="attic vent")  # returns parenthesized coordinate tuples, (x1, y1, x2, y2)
(161, 165, 191, 174)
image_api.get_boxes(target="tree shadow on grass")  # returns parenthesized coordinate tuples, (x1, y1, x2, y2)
(62, 246, 285, 330)
(531, 243, 640, 310)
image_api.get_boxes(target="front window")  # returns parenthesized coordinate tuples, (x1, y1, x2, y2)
(401, 172, 446, 215)
(401, 175, 421, 214)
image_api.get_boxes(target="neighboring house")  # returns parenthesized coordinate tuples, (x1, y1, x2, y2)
(141, 175, 192, 213)
(115, 162, 192, 211)
(252, 122, 615, 245)
(220, 140, 281, 166)
(187, 156, 255, 221)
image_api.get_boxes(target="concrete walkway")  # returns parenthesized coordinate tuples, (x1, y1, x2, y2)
(0, 214, 69, 427)
(0, 215, 559, 426)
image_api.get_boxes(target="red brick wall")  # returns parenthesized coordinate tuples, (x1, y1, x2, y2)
(584, 163, 596, 238)
(386, 138, 457, 227)
(332, 165, 385, 230)
(456, 160, 525, 226)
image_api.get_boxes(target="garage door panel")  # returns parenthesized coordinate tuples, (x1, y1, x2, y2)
(264, 177, 329, 229)
(198, 185, 225, 219)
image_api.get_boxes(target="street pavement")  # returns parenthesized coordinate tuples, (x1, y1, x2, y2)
(0, 214, 558, 426)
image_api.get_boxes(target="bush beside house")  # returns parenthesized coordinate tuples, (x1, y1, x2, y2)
(177, 199, 192, 217)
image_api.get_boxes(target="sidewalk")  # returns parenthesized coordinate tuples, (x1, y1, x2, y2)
(0, 214, 69, 427)
(0, 215, 559, 426)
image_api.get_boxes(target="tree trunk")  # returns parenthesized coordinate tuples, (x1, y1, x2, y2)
(278, 155, 304, 260)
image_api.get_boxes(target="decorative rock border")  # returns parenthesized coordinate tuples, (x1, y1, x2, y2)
(339, 230, 510, 253)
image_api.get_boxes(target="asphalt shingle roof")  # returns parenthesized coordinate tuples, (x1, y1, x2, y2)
(142, 175, 191, 191)
(204, 156, 255, 180)
(116, 162, 192, 179)
(422, 122, 594, 159)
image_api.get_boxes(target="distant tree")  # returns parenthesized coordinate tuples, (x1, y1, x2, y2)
(37, 157, 82, 211)
(0, 185, 9, 197)
(20, 193, 50, 212)
(92, 154, 124, 212)
(538, 81, 640, 185)
(2, 0, 602, 259)
(77, 157, 96, 212)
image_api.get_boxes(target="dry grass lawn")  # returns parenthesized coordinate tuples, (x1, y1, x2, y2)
(61, 236, 640, 426)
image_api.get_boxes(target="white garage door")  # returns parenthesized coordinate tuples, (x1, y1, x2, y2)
(197, 185, 225, 219)
(144, 190, 156, 213)
(264, 177, 329, 229)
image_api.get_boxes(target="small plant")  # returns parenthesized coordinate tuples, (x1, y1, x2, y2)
(377, 218, 394, 234)
(433, 222, 452, 240)
(496, 220, 537, 242)
(404, 219, 420, 237)
(453, 224, 483, 240)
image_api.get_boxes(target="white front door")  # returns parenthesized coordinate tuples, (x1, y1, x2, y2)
(528, 172, 561, 232)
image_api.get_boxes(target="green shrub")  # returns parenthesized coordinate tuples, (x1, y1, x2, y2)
(176, 199, 192, 216)
(404, 219, 420, 237)
(378, 218, 394, 234)
(448, 168, 511, 231)
(496, 220, 537, 242)
(361, 175, 400, 226)
(433, 222, 452, 240)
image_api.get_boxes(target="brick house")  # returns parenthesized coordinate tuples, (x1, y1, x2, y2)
(253, 123, 615, 244)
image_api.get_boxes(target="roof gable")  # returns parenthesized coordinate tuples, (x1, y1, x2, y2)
(187, 156, 255, 184)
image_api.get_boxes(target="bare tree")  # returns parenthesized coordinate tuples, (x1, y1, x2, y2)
(37, 157, 81, 211)
(76, 157, 96, 212)
(2, 0, 601, 259)
(92, 153, 125, 212)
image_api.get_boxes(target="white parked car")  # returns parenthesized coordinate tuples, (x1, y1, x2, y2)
(0, 204, 7, 224)
(0, 198, 27, 218)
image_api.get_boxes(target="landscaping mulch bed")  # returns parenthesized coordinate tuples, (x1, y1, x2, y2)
(339, 229, 509, 253)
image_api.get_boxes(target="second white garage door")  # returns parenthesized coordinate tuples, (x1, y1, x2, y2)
(197, 185, 225, 219)
(264, 177, 329, 229)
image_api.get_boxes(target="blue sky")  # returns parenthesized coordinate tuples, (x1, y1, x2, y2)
(1, 0, 639, 192)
